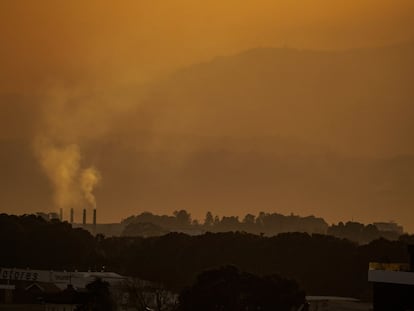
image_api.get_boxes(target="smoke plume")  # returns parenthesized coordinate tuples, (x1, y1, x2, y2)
(34, 138, 82, 209)
(34, 137, 101, 210)
(29, 86, 108, 212)
(80, 167, 101, 208)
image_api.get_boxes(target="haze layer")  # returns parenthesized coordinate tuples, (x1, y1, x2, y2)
(1, 0, 413, 229)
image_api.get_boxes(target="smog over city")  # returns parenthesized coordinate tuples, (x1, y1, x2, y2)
(1, 1, 414, 310)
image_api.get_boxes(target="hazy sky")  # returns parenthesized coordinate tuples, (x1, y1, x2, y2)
(1, 0, 414, 229)
(2, 0, 414, 89)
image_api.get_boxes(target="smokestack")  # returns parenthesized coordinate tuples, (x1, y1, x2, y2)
(93, 209, 97, 226)
(59, 208, 63, 221)
(82, 209, 86, 225)
(70, 208, 74, 224)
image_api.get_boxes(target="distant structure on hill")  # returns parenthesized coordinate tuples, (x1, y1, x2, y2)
(36, 209, 125, 237)
(373, 222, 404, 235)
(36, 212, 60, 222)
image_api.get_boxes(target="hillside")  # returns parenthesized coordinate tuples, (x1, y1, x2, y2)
(1, 42, 414, 228)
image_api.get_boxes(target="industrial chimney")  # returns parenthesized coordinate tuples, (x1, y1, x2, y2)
(70, 208, 74, 224)
(93, 209, 97, 226)
(82, 209, 86, 225)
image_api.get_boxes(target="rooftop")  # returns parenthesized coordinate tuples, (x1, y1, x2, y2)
(369, 262, 414, 285)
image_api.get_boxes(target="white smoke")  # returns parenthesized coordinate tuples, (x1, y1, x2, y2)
(34, 137, 101, 211)
(32, 87, 106, 212)
(34, 138, 82, 209)
(80, 167, 101, 208)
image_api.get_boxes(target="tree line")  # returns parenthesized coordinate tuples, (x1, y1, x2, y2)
(122, 210, 402, 243)
(1, 213, 412, 299)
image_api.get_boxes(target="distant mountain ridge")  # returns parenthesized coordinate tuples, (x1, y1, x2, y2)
(1, 42, 414, 230)
(140, 41, 414, 157)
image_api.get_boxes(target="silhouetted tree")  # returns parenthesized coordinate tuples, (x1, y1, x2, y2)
(76, 278, 114, 311)
(121, 278, 177, 311)
(1, 213, 412, 300)
(177, 266, 306, 311)
(218, 216, 240, 231)
(173, 210, 192, 227)
(243, 214, 255, 225)
(204, 212, 214, 227)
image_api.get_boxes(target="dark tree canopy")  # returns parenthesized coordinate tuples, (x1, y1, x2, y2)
(121, 210, 403, 244)
(178, 266, 306, 311)
(0, 213, 98, 270)
(0, 214, 412, 299)
(122, 222, 169, 237)
(76, 278, 115, 311)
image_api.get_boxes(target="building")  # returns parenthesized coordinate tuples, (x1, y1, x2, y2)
(306, 296, 371, 311)
(0, 267, 126, 310)
(368, 245, 414, 310)
(373, 222, 404, 235)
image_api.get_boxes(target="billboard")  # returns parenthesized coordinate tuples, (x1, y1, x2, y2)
(0, 267, 50, 282)
(0, 267, 125, 289)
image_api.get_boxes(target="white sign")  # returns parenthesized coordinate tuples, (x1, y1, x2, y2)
(0, 267, 49, 282)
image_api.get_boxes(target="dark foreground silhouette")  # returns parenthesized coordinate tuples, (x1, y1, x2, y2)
(177, 266, 306, 311)
(1, 214, 413, 299)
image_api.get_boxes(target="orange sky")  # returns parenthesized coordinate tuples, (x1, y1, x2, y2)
(1, 0, 414, 89)
(1, 0, 414, 229)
